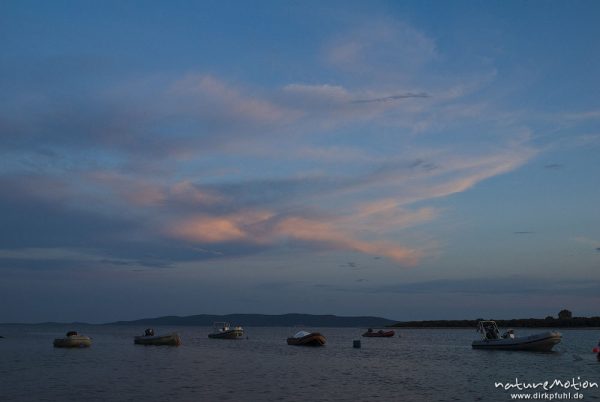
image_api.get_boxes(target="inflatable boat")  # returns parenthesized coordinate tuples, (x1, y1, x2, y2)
(472, 321, 561, 351)
(362, 329, 395, 338)
(53, 331, 92, 348)
(286, 331, 326, 346)
(134, 329, 181, 346)
(208, 322, 244, 339)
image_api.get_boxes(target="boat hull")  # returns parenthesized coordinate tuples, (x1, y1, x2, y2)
(472, 331, 561, 351)
(362, 330, 395, 338)
(53, 336, 92, 348)
(134, 333, 181, 346)
(287, 332, 326, 346)
(208, 329, 244, 339)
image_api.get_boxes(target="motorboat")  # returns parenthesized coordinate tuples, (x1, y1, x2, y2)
(208, 322, 244, 339)
(53, 331, 92, 348)
(471, 321, 561, 351)
(286, 330, 326, 346)
(362, 328, 395, 338)
(134, 328, 181, 346)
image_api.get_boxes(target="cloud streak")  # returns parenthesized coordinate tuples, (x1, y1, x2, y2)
(351, 93, 430, 104)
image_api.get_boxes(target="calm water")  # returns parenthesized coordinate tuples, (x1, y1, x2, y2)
(0, 325, 598, 401)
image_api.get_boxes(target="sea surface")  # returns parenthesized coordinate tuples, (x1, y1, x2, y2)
(0, 325, 598, 401)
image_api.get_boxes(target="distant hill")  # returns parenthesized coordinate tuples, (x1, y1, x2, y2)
(109, 313, 396, 328)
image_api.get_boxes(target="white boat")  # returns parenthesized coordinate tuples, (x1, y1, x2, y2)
(53, 331, 92, 348)
(208, 322, 244, 339)
(471, 321, 561, 351)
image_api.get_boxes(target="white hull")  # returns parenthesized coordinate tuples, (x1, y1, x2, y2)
(53, 335, 92, 348)
(472, 331, 561, 351)
(134, 333, 181, 346)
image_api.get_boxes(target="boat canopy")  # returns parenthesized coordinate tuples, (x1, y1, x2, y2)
(213, 321, 229, 332)
(476, 321, 500, 340)
(294, 331, 311, 338)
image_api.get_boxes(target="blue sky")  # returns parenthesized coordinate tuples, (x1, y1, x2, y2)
(1, 1, 599, 323)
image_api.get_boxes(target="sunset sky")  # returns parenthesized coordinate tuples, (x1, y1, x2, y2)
(1, 1, 599, 323)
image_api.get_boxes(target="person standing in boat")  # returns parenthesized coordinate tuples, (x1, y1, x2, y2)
(144, 328, 154, 336)
(484, 323, 499, 339)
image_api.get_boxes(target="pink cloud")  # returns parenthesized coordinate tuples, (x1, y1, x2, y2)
(351, 200, 438, 233)
(170, 181, 223, 205)
(169, 211, 274, 243)
(168, 212, 423, 266)
(275, 216, 422, 266)
(169, 74, 300, 125)
(171, 216, 247, 243)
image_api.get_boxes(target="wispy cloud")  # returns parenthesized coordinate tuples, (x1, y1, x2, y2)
(0, 16, 543, 268)
(168, 212, 422, 265)
(325, 19, 438, 76)
(274, 216, 422, 265)
(351, 93, 430, 104)
(560, 110, 600, 122)
(572, 236, 600, 253)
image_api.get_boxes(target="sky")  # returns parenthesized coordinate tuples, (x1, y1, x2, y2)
(1, 0, 599, 323)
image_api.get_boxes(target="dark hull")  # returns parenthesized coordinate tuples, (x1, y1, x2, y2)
(53, 336, 92, 348)
(134, 333, 181, 346)
(208, 329, 244, 339)
(287, 333, 326, 346)
(362, 330, 395, 338)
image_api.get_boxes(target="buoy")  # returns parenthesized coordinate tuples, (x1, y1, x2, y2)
(353, 340, 361, 348)
(593, 347, 600, 353)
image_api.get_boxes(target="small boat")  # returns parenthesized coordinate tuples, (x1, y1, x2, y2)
(362, 328, 395, 338)
(134, 328, 181, 346)
(287, 330, 326, 346)
(471, 321, 561, 352)
(53, 331, 92, 348)
(208, 322, 244, 339)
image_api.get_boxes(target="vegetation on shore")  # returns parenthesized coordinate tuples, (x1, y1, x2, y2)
(390, 310, 600, 328)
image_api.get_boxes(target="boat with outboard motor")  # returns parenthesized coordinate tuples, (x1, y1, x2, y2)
(208, 322, 244, 339)
(134, 328, 181, 346)
(53, 331, 92, 348)
(286, 330, 326, 346)
(471, 321, 561, 351)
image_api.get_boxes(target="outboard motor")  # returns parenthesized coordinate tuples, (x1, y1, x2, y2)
(502, 329, 515, 339)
